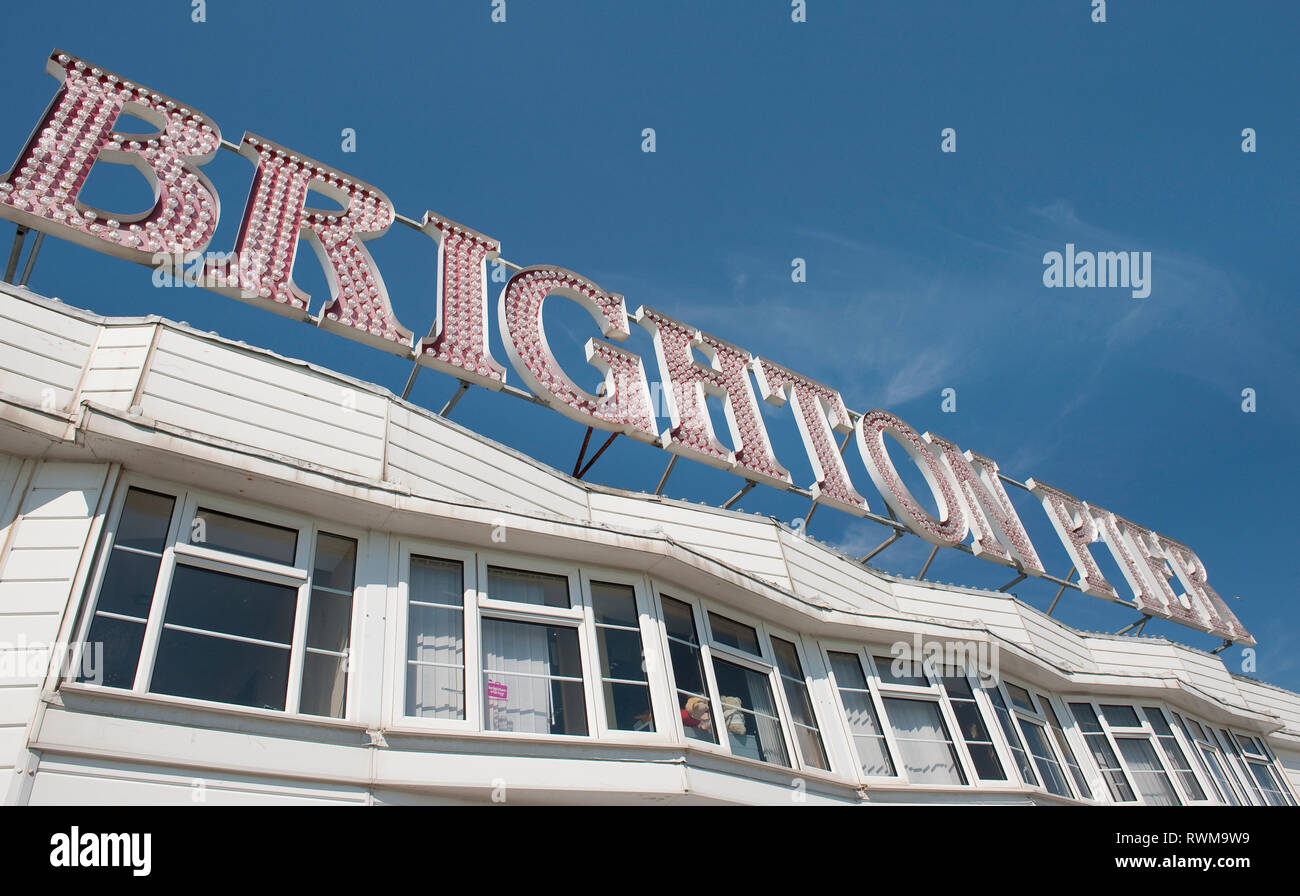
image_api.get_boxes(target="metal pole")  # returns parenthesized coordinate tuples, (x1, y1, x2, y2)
(572, 426, 594, 477)
(4, 226, 28, 283)
(861, 531, 903, 563)
(1115, 614, 1152, 636)
(653, 455, 678, 495)
(722, 480, 756, 510)
(1046, 566, 1075, 616)
(918, 544, 939, 580)
(439, 380, 470, 417)
(17, 231, 44, 286)
(576, 432, 618, 479)
(997, 572, 1027, 593)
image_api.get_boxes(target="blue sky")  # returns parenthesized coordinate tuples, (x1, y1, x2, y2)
(2, 1, 1297, 689)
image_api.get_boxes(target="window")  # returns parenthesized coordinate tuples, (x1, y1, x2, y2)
(940, 673, 1005, 781)
(476, 558, 590, 737)
(881, 696, 966, 785)
(771, 637, 830, 770)
(855, 654, 981, 787)
(482, 618, 587, 735)
(1142, 706, 1207, 802)
(827, 651, 894, 777)
(1068, 702, 1136, 802)
(405, 556, 467, 720)
(1231, 731, 1295, 806)
(1038, 693, 1093, 800)
(590, 580, 655, 733)
(1003, 684, 1071, 798)
(987, 684, 1038, 788)
(659, 598, 796, 768)
(1173, 713, 1242, 805)
(76, 484, 359, 718)
(1115, 737, 1181, 806)
(1071, 701, 1182, 805)
(661, 596, 717, 745)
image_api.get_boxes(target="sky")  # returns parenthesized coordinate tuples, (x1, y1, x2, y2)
(1, 1, 1297, 689)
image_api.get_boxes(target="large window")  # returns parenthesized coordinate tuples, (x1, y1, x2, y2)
(1002, 683, 1073, 798)
(1230, 731, 1295, 806)
(76, 484, 360, 718)
(1068, 700, 1186, 805)
(826, 649, 1008, 787)
(589, 579, 656, 733)
(658, 596, 800, 769)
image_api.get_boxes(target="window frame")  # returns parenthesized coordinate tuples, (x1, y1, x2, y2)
(1066, 697, 1185, 806)
(763, 624, 835, 773)
(997, 679, 1089, 801)
(70, 475, 367, 720)
(472, 549, 596, 741)
(393, 539, 480, 733)
(649, 587, 801, 769)
(577, 566, 672, 742)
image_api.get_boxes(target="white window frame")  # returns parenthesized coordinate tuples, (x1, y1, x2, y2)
(1033, 690, 1103, 803)
(392, 539, 480, 733)
(998, 680, 1090, 802)
(1067, 697, 1183, 806)
(70, 474, 367, 720)
(578, 566, 673, 742)
(472, 549, 596, 741)
(1136, 704, 1216, 804)
(764, 624, 835, 774)
(649, 587, 799, 769)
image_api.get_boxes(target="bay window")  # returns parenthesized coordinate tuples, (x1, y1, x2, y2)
(657, 595, 800, 769)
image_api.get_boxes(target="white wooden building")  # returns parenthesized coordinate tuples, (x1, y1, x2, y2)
(0, 281, 1296, 806)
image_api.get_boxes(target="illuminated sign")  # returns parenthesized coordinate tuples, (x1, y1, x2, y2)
(0, 50, 1253, 646)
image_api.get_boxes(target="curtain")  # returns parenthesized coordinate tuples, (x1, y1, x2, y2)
(1116, 738, 1180, 806)
(482, 619, 553, 734)
(406, 558, 465, 719)
(883, 698, 963, 785)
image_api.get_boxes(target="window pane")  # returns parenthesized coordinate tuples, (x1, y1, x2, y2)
(406, 556, 465, 720)
(712, 659, 790, 767)
(192, 508, 297, 565)
(1100, 704, 1142, 728)
(708, 612, 761, 655)
(305, 591, 352, 653)
(79, 614, 145, 688)
(1117, 737, 1182, 806)
(151, 628, 290, 710)
(943, 674, 1005, 781)
(163, 565, 297, 645)
(882, 697, 966, 785)
(486, 566, 569, 608)
(114, 488, 175, 553)
(591, 581, 653, 733)
(1069, 702, 1136, 802)
(661, 596, 717, 744)
(1143, 706, 1205, 801)
(94, 546, 162, 618)
(989, 686, 1037, 786)
(1020, 719, 1070, 796)
(874, 655, 928, 687)
(1041, 695, 1092, 799)
(829, 652, 894, 777)
(312, 533, 356, 592)
(772, 638, 829, 770)
(299, 651, 348, 718)
(591, 581, 639, 627)
(482, 619, 587, 735)
(1005, 683, 1035, 713)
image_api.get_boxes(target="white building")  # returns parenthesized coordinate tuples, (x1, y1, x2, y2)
(0, 281, 1296, 806)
